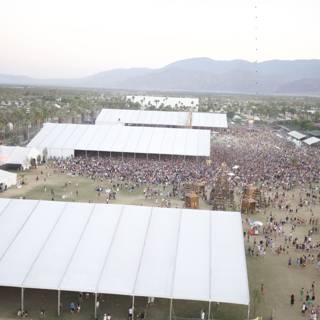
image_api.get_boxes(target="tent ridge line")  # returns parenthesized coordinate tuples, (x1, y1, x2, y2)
(33, 123, 52, 147)
(60, 124, 79, 151)
(76, 124, 91, 151)
(95, 205, 126, 293)
(41, 124, 67, 150)
(132, 207, 154, 295)
(0, 198, 13, 219)
(145, 126, 156, 156)
(21, 201, 69, 287)
(95, 123, 114, 152)
(158, 127, 167, 157)
(57, 203, 97, 290)
(133, 125, 146, 156)
(0, 200, 41, 267)
(108, 125, 122, 151)
(169, 209, 183, 299)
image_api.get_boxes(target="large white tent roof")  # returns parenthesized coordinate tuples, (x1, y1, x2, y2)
(28, 123, 210, 158)
(95, 109, 228, 129)
(0, 198, 249, 305)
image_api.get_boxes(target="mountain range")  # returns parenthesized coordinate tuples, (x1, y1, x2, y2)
(1, 57, 320, 95)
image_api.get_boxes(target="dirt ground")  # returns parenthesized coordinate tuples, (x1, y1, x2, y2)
(0, 166, 319, 320)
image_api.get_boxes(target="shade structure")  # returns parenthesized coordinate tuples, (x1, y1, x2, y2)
(0, 169, 17, 188)
(95, 109, 228, 129)
(0, 146, 42, 169)
(0, 198, 249, 306)
(303, 136, 320, 146)
(288, 131, 306, 140)
(27, 123, 211, 158)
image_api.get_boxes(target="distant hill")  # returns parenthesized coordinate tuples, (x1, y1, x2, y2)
(1, 58, 320, 95)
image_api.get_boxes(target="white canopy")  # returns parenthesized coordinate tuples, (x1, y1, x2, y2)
(95, 109, 228, 129)
(28, 123, 211, 158)
(0, 198, 249, 306)
(0, 146, 42, 169)
(0, 169, 17, 188)
(303, 137, 320, 146)
(288, 131, 306, 140)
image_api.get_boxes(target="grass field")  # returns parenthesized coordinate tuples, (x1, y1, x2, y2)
(0, 165, 319, 320)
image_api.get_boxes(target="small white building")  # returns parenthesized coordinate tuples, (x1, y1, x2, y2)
(0, 146, 42, 170)
(0, 169, 17, 190)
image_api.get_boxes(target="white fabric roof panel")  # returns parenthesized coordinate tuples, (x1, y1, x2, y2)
(0, 201, 65, 287)
(210, 213, 249, 305)
(0, 200, 39, 260)
(173, 210, 210, 300)
(288, 131, 306, 140)
(60, 204, 122, 292)
(134, 208, 180, 299)
(304, 137, 320, 145)
(23, 202, 92, 290)
(0, 199, 249, 306)
(97, 206, 152, 295)
(28, 123, 210, 157)
(192, 113, 228, 128)
(95, 109, 227, 129)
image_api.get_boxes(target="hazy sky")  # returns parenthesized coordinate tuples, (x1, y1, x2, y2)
(0, 0, 319, 78)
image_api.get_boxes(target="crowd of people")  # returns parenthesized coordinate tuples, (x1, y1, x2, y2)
(21, 125, 320, 319)
(245, 172, 320, 319)
(52, 126, 320, 192)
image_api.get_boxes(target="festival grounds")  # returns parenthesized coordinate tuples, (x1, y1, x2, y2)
(0, 166, 319, 320)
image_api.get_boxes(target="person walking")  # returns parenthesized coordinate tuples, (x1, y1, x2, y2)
(290, 294, 294, 306)
(300, 288, 304, 301)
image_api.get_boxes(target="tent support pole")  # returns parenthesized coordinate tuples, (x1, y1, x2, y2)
(21, 288, 24, 313)
(57, 290, 61, 316)
(98, 151, 100, 159)
(132, 296, 135, 320)
(169, 299, 173, 320)
(122, 152, 124, 161)
(208, 301, 211, 320)
(247, 303, 250, 320)
(94, 293, 97, 319)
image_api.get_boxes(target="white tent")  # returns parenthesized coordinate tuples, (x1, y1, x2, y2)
(0, 146, 42, 170)
(0, 169, 17, 188)
(28, 123, 211, 158)
(0, 198, 249, 309)
(95, 109, 228, 129)
(303, 137, 320, 146)
(288, 131, 306, 140)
